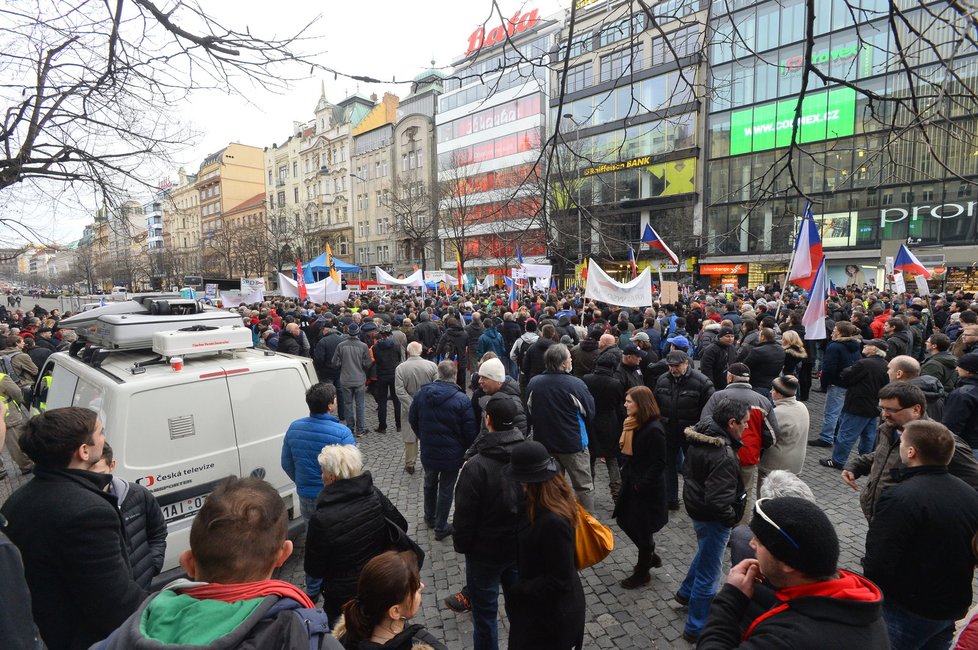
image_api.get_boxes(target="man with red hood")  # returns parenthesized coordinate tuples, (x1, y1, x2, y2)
(698, 496, 888, 648)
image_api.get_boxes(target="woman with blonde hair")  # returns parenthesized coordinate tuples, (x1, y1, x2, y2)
(781, 313, 814, 401)
(504, 441, 585, 650)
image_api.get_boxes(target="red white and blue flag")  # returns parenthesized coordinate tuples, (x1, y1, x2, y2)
(894, 244, 931, 279)
(628, 245, 638, 279)
(788, 203, 823, 291)
(829, 279, 837, 296)
(641, 224, 679, 265)
(505, 276, 519, 311)
(802, 258, 827, 340)
(550, 276, 557, 292)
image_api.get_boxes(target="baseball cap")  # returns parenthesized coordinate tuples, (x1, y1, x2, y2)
(622, 344, 643, 357)
(485, 396, 518, 430)
(665, 350, 689, 365)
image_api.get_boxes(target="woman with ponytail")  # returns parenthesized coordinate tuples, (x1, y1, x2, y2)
(333, 551, 446, 650)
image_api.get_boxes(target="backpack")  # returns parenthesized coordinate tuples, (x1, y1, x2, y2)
(0, 353, 21, 385)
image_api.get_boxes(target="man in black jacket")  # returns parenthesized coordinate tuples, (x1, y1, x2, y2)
(520, 323, 557, 398)
(883, 317, 913, 360)
(413, 312, 440, 361)
(1, 407, 145, 650)
(654, 350, 715, 509)
(278, 322, 304, 356)
(313, 321, 346, 419)
(739, 328, 785, 401)
(699, 326, 737, 389)
(821, 339, 890, 469)
(677, 398, 748, 643)
(864, 420, 978, 649)
(453, 397, 524, 650)
(699, 497, 888, 649)
(942, 352, 978, 457)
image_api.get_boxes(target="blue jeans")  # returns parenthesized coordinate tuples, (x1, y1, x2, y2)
(423, 466, 459, 534)
(299, 495, 323, 599)
(340, 385, 366, 434)
(883, 601, 954, 650)
(466, 557, 518, 650)
(818, 385, 847, 443)
(831, 413, 878, 466)
(678, 519, 732, 636)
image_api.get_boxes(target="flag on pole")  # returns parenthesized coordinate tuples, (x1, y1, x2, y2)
(517, 245, 524, 266)
(628, 246, 638, 279)
(802, 258, 827, 340)
(550, 276, 557, 292)
(295, 259, 308, 301)
(894, 243, 931, 279)
(581, 257, 589, 282)
(641, 223, 679, 265)
(326, 244, 341, 285)
(829, 279, 837, 296)
(788, 203, 824, 291)
(455, 249, 465, 288)
(505, 276, 519, 311)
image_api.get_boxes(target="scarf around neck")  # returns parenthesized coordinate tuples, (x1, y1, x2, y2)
(620, 415, 640, 456)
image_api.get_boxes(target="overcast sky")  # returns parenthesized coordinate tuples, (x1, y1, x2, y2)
(39, 0, 564, 245)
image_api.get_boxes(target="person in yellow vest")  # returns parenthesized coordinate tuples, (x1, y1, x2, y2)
(0, 372, 32, 479)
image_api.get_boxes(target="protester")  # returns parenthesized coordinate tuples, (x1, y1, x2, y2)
(332, 323, 373, 437)
(370, 325, 404, 433)
(394, 341, 438, 474)
(739, 328, 785, 400)
(943, 352, 978, 458)
(582, 354, 626, 502)
(759, 376, 809, 490)
(699, 326, 737, 389)
(471, 356, 527, 438)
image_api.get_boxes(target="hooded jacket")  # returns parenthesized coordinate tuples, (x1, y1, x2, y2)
(282, 414, 356, 499)
(701, 381, 778, 467)
(526, 370, 595, 455)
(699, 339, 737, 389)
(436, 323, 469, 366)
(452, 428, 524, 564)
(821, 336, 862, 388)
(570, 338, 601, 378)
(682, 421, 746, 527)
(884, 329, 913, 360)
(477, 327, 507, 360)
(582, 365, 626, 458)
(698, 572, 888, 649)
(92, 580, 344, 650)
(408, 380, 477, 471)
(654, 366, 715, 444)
(921, 350, 958, 394)
(465, 319, 485, 356)
(906, 374, 945, 420)
(370, 338, 402, 381)
(108, 477, 167, 591)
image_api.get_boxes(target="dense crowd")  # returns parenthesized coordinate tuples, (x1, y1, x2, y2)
(3, 284, 978, 648)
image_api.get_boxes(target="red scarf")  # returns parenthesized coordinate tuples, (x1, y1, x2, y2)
(181, 580, 314, 608)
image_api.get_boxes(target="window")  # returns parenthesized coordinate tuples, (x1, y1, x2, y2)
(278, 166, 287, 183)
(376, 190, 382, 206)
(566, 63, 592, 93)
(277, 191, 286, 206)
(267, 170, 273, 184)
(599, 13, 646, 48)
(600, 44, 644, 83)
(293, 187, 299, 203)
(402, 153, 409, 171)
(376, 218, 384, 235)
(292, 161, 298, 176)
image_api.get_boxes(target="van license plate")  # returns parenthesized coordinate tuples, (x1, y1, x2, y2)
(162, 494, 208, 523)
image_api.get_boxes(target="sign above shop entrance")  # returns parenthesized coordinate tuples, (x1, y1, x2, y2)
(700, 263, 747, 275)
(880, 201, 978, 226)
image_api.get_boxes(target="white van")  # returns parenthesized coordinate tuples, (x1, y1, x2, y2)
(36, 298, 314, 584)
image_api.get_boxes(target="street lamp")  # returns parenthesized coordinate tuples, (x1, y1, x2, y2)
(562, 114, 584, 264)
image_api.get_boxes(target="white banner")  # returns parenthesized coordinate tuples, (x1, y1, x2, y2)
(511, 267, 526, 279)
(520, 263, 553, 279)
(375, 267, 426, 287)
(425, 270, 446, 282)
(220, 289, 263, 307)
(583, 259, 653, 308)
(240, 277, 266, 293)
(277, 273, 350, 303)
(915, 275, 930, 296)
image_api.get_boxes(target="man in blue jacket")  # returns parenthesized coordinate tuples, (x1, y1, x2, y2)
(409, 360, 477, 541)
(526, 343, 596, 509)
(281, 382, 355, 601)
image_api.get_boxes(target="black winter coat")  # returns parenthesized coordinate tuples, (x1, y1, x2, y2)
(370, 339, 401, 381)
(413, 320, 440, 355)
(654, 367, 715, 446)
(582, 366, 626, 458)
(501, 320, 523, 352)
(839, 354, 889, 418)
(436, 325, 469, 366)
(921, 350, 959, 394)
(613, 418, 668, 545)
(0, 468, 145, 650)
(304, 472, 406, 607)
(313, 330, 344, 381)
(520, 337, 555, 386)
(453, 428, 524, 563)
(885, 329, 913, 360)
(864, 466, 978, 620)
(109, 477, 166, 590)
(508, 510, 585, 650)
(944, 375, 978, 449)
(682, 421, 746, 527)
(570, 339, 601, 378)
(699, 341, 737, 389)
(278, 331, 303, 356)
(822, 337, 862, 387)
(740, 341, 785, 390)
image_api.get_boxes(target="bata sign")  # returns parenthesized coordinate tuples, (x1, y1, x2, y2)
(880, 201, 978, 225)
(465, 9, 540, 55)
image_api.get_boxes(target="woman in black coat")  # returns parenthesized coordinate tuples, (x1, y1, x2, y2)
(614, 386, 668, 589)
(504, 441, 585, 650)
(305, 445, 407, 624)
(582, 355, 626, 501)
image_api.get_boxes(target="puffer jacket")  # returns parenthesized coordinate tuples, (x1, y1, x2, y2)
(654, 366, 715, 445)
(699, 340, 736, 389)
(822, 336, 862, 387)
(108, 477, 166, 590)
(921, 350, 958, 395)
(453, 428, 524, 564)
(477, 327, 507, 360)
(570, 339, 601, 377)
(682, 421, 746, 527)
(304, 472, 406, 606)
(907, 374, 945, 421)
(701, 381, 778, 467)
(282, 413, 356, 498)
(839, 353, 889, 418)
(409, 380, 477, 471)
(885, 329, 913, 360)
(370, 338, 402, 381)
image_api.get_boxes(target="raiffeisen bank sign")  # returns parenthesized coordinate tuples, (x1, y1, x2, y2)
(880, 202, 978, 226)
(464, 9, 541, 55)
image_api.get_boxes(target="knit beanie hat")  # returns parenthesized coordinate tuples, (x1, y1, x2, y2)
(750, 497, 838, 578)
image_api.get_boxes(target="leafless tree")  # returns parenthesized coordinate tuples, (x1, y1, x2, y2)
(387, 175, 436, 274)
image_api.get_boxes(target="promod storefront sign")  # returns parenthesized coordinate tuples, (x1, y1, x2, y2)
(729, 87, 856, 155)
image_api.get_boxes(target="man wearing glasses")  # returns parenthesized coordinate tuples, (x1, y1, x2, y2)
(698, 497, 888, 647)
(842, 382, 978, 522)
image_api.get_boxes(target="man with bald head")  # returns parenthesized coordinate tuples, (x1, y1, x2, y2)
(887, 355, 946, 420)
(277, 322, 303, 356)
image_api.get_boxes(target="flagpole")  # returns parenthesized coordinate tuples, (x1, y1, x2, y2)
(776, 206, 807, 322)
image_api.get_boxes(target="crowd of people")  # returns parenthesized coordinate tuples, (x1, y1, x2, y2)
(3, 283, 978, 648)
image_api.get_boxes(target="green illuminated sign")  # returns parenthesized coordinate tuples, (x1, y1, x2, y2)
(729, 87, 857, 156)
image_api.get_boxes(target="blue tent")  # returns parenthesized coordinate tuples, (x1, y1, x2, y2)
(301, 253, 362, 282)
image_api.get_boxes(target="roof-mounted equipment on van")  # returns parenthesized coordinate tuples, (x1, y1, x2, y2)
(152, 326, 254, 358)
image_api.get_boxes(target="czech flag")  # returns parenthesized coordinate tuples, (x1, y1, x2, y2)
(641, 224, 679, 265)
(788, 203, 823, 291)
(894, 244, 931, 279)
(505, 276, 519, 311)
(829, 279, 838, 296)
(550, 276, 557, 292)
(628, 245, 638, 279)
(801, 258, 827, 340)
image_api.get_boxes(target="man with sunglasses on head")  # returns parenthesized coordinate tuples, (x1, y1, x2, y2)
(698, 497, 888, 648)
(842, 382, 978, 522)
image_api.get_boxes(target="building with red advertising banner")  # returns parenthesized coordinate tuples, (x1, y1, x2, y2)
(436, 7, 565, 279)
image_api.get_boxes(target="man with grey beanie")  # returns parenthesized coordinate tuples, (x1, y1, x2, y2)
(699, 497, 888, 648)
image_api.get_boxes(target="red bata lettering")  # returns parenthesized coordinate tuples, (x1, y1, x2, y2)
(466, 9, 540, 55)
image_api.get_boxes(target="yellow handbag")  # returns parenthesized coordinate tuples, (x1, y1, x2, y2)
(574, 503, 614, 570)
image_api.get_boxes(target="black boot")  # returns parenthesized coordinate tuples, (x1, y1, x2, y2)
(621, 547, 653, 589)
